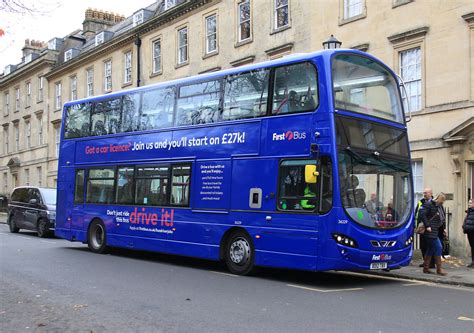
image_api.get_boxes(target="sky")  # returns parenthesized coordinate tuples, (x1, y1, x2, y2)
(0, 0, 155, 69)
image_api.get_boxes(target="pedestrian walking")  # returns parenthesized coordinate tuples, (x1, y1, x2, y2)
(462, 200, 474, 268)
(415, 188, 435, 268)
(421, 193, 447, 276)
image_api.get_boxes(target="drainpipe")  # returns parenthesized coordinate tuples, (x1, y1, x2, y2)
(135, 34, 142, 87)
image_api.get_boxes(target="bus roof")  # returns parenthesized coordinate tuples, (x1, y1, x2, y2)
(63, 48, 369, 107)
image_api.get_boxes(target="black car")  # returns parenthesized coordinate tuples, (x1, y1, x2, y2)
(7, 186, 56, 237)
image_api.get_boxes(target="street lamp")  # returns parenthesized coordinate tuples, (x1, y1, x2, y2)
(322, 35, 342, 50)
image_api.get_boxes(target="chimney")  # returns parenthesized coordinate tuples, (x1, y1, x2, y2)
(82, 8, 125, 39)
(22, 39, 46, 63)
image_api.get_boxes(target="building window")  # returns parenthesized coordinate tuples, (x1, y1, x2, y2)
(38, 76, 44, 102)
(25, 82, 31, 107)
(104, 60, 112, 91)
(238, 0, 251, 42)
(70, 75, 77, 100)
(164, 0, 176, 10)
(205, 14, 217, 55)
(55, 126, 60, 158)
(177, 27, 188, 65)
(412, 160, 423, 204)
(64, 49, 73, 62)
(15, 87, 20, 112)
(400, 47, 422, 112)
(25, 169, 30, 186)
(343, 0, 363, 19)
(37, 166, 42, 187)
(133, 10, 144, 27)
(95, 32, 104, 46)
(14, 123, 19, 151)
(3, 92, 9, 116)
(25, 119, 31, 148)
(86, 68, 94, 97)
(152, 39, 162, 74)
(37, 115, 43, 145)
(3, 127, 8, 154)
(274, 0, 289, 29)
(55, 82, 62, 110)
(124, 51, 132, 84)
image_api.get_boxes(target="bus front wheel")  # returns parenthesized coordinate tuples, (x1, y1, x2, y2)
(224, 230, 255, 275)
(88, 220, 108, 254)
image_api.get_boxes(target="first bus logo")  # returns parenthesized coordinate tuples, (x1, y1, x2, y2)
(272, 130, 306, 141)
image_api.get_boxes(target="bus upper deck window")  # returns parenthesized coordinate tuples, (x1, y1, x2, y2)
(272, 62, 318, 115)
(65, 103, 91, 139)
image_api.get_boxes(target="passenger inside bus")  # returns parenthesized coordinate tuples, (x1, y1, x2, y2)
(342, 175, 366, 208)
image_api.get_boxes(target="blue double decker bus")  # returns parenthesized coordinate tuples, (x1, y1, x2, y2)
(56, 49, 414, 275)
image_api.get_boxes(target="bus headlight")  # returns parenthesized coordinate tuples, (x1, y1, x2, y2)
(332, 233, 358, 248)
(405, 236, 413, 247)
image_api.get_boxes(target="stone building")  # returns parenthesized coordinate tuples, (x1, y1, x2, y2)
(0, 40, 55, 193)
(1, 0, 473, 255)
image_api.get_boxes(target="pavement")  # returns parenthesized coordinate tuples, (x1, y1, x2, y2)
(1, 223, 474, 333)
(0, 211, 472, 289)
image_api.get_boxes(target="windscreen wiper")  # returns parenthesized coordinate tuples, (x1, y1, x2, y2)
(371, 152, 409, 173)
(344, 147, 378, 166)
(379, 132, 405, 153)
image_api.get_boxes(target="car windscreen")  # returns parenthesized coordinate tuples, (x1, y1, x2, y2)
(41, 189, 57, 205)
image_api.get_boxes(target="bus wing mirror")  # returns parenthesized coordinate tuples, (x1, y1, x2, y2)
(305, 165, 319, 184)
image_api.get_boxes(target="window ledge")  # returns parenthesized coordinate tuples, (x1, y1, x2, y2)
(388, 26, 429, 44)
(175, 61, 189, 69)
(392, 0, 413, 9)
(149, 71, 163, 79)
(235, 38, 253, 48)
(36, 99, 43, 104)
(230, 55, 256, 67)
(202, 51, 218, 60)
(270, 25, 291, 35)
(339, 13, 367, 26)
(122, 82, 133, 89)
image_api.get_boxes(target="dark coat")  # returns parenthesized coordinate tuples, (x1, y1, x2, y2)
(463, 208, 474, 234)
(422, 200, 444, 239)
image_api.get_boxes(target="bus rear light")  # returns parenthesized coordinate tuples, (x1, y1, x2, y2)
(332, 233, 358, 248)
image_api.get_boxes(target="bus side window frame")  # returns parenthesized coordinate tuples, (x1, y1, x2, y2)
(115, 165, 136, 205)
(276, 158, 319, 213)
(318, 156, 333, 214)
(86, 167, 117, 204)
(74, 169, 85, 205)
(270, 61, 319, 116)
(169, 163, 192, 207)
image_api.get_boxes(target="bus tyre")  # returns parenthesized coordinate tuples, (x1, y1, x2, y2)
(8, 215, 19, 233)
(88, 220, 108, 254)
(37, 219, 49, 238)
(224, 231, 255, 275)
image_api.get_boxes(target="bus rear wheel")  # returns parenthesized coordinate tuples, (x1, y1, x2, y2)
(88, 220, 107, 254)
(224, 231, 255, 275)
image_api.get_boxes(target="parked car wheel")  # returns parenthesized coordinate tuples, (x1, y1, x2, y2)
(37, 218, 49, 238)
(8, 215, 19, 233)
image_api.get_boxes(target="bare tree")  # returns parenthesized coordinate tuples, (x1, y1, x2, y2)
(0, 0, 60, 15)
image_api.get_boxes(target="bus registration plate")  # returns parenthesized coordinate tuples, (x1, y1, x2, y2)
(370, 262, 388, 270)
